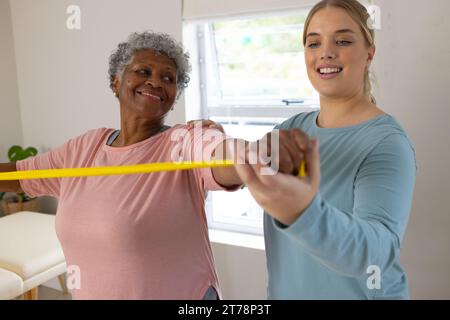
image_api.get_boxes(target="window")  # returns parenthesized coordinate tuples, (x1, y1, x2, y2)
(184, 9, 319, 235)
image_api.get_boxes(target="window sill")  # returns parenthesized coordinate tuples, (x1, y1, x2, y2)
(208, 228, 265, 251)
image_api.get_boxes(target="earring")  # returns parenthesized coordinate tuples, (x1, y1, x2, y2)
(114, 92, 119, 98)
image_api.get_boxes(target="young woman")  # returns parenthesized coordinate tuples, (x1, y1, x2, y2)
(235, 0, 417, 299)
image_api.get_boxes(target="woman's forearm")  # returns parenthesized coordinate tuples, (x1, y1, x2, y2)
(0, 162, 23, 193)
(211, 139, 246, 187)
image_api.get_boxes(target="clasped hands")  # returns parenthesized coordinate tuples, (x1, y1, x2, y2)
(188, 120, 321, 226)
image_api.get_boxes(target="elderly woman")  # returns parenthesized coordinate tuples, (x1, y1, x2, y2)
(0, 31, 305, 300)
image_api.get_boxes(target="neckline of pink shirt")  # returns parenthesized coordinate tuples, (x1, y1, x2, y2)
(101, 126, 176, 153)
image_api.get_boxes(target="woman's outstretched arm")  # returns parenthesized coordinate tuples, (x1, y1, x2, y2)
(235, 134, 416, 278)
(0, 162, 22, 193)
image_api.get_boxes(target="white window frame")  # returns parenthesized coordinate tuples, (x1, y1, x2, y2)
(183, 9, 319, 236)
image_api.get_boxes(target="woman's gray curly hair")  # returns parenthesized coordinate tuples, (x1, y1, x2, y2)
(108, 31, 191, 98)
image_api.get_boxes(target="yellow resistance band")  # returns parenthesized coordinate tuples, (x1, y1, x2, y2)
(298, 160, 306, 178)
(0, 160, 306, 181)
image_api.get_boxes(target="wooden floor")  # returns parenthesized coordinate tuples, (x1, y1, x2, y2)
(37, 286, 72, 300)
(12, 286, 71, 300)
(13, 286, 71, 300)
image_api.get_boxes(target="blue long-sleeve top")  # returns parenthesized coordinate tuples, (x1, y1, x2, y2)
(265, 111, 417, 299)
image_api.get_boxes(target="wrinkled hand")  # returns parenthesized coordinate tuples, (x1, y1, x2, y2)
(252, 129, 312, 175)
(187, 119, 225, 133)
(186, 121, 312, 176)
(235, 138, 321, 226)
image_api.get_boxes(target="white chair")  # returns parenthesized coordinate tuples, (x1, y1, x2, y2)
(0, 211, 67, 300)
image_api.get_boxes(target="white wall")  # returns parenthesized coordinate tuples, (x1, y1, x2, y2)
(212, 243, 267, 300)
(0, 0, 23, 163)
(373, 0, 450, 299)
(9, 0, 184, 153)
(183, 0, 316, 20)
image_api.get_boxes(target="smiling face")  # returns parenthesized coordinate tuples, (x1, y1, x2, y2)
(112, 49, 178, 121)
(304, 6, 375, 100)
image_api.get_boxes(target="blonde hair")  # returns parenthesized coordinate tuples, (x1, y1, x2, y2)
(303, 0, 376, 103)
